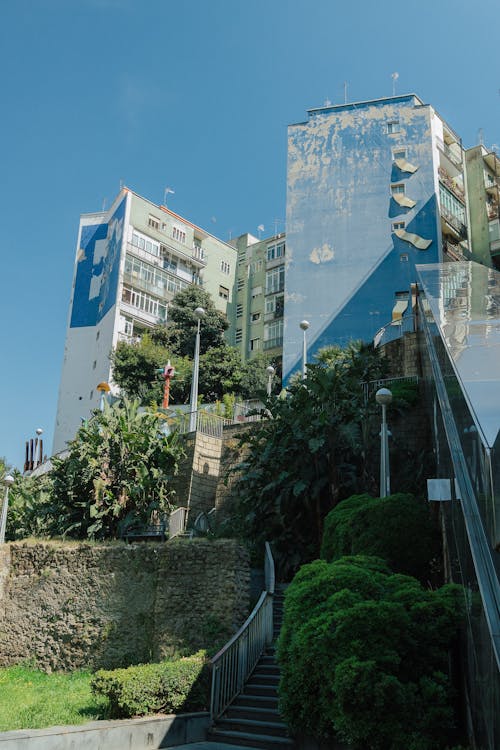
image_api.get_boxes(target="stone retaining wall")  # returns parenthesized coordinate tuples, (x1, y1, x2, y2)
(0, 539, 249, 672)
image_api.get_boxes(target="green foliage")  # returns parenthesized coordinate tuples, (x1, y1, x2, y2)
(230, 342, 387, 577)
(321, 493, 441, 581)
(0, 666, 107, 730)
(91, 651, 209, 718)
(165, 286, 229, 357)
(277, 556, 464, 750)
(198, 343, 243, 401)
(8, 399, 184, 540)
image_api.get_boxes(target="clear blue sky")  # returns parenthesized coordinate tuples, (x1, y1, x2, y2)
(1, 0, 498, 469)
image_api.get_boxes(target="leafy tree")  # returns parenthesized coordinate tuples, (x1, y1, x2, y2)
(321, 493, 441, 582)
(198, 344, 243, 402)
(277, 555, 464, 750)
(229, 343, 386, 577)
(8, 399, 184, 540)
(164, 286, 229, 357)
(239, 352, 281, 399)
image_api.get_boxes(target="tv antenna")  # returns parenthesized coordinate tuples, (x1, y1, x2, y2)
(164, 187, 175, 205)
(343, 81, 348, 104)
(257, 224, 265, 238)
(391, 72, 399, 96)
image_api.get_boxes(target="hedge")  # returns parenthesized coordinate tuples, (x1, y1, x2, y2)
(91, 650, 209, 718)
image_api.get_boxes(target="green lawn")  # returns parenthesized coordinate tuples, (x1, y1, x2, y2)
(0, 666, 108, 732)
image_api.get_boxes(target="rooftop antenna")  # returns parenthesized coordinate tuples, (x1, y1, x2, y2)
(164, 187, 175, 205)
(119, 179, 124, 191)
(257, 224, 265, 239)
(391, 72, 399, 96)
(102, 198, 107, 211)
(274, 217, 285, 236)
(478, 128, 484, 145)
(343, 81, 348, 104)
(323, 97, 332, 107)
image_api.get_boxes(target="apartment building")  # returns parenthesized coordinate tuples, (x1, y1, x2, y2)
(283, 94, 475, 381)
(465, 145, 500, 269)
(231, 232, 286, 372)
(53, 188, 237, 453)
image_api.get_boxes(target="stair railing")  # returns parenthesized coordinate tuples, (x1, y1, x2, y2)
(168, 506, 188, 539)
(210, 541, 275, 720)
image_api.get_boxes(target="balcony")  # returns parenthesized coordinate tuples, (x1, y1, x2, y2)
(127, 240, 206, 269)
(438, 166, 465, 204)
(440, 208, 467, 241)
(263, 336, 283, 350)
(436, 137, 463, 170)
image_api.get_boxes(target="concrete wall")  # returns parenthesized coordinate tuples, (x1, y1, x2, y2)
(0, 539, 249, 672)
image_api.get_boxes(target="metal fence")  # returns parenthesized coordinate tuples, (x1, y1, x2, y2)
(210, 542, 275, 719)
(373, 314, 416, 348)
(362, 375, 419, 405)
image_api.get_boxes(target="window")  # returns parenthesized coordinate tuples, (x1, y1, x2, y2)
(237, 279, 245, 291)
(393, 149, 406, 161)
(266, 266, 285, 294)
(148, 216, 160, 230)
(172, 225, 186, 243)
(131, 231, 160, 257)
(251, 285, 262, 298)
(235, 328, 243, 343)
(251, 260, 263, 273)
(264, 319, 283, 349)
(267, 245, 275, 261)
(96, 330, 100, 340)
(276, 241, 285, 258)
(251, 312, 261, 322)
(219, 285, 229, 300)
(387, 120, 400, 134)
(89, 390, 94, 400)
(92, 360, 97, 370)
(250, 338, 260, 351)
(391, 183, 405, 196)
(400, 253, 409, 263)
(392, 221, 405, 231)
(236, 304, 243, 318)
(220, 260, 231, 275)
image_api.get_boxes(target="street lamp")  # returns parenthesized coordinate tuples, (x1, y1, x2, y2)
(266, 365, 275, 397)
(299, 320, 310, 380)
(34, 428, 43, 470)
(0, 474, 14, 544)
(375, 388, 392, 497)
(189, 307, 205, 431)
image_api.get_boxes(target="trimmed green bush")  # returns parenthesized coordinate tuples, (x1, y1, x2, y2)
(91, 650, 209, 718)
(277, 556, 464, 750)
(320, 493, 440, 581)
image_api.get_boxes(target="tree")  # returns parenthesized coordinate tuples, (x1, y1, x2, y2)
(8, 399, 185, 540)
(228, 343, 386, 577)
(277, 555, 464, 750)
(164, 286, 229, 357)
(198, 344, 244, 402)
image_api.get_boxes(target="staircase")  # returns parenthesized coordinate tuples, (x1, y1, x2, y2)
(208, 584, 293, 749)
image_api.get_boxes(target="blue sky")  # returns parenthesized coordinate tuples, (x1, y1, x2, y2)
(1, 0, 499, 469)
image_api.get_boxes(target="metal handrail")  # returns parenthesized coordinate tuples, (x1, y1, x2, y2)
(210, 542, 275, 719)
(168, 506, 188, 538)
(373, 313, 417, 348)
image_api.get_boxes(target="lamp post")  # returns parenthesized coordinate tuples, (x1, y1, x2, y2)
(189, 307, 205, 432)
(299, 320, 310, 380)
(375, 388, 393, 497)
(34, 428, 43, 470)
(0, 474, 14, 544)
(266, 365, 275, 397)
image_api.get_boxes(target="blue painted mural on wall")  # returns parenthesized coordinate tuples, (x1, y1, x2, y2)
(70, 196, 126, 328)
(283, 95, 441, 381)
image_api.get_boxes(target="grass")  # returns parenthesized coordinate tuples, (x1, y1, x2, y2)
(0, 665, 108, 732)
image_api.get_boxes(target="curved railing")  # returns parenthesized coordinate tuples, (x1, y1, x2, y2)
(210, 542, 275, 719)
(373, 313, 417, 348)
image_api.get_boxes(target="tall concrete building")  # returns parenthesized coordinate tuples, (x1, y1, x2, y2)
(465, 145, 500, 269)
(283, 94, 472, 381)
(231, 232, 286, 371)
(54, 188, 237, 453)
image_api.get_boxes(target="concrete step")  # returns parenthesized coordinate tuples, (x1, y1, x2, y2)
(225, 704, 283, 722)
(216, 717, 289, 738)
(208, 728, 294, 749)
(232, 692, 279, 710)
(242, 682, 278, 697)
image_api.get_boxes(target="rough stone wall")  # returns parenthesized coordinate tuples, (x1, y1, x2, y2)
(169, 431, 223, 524)
(0, 539, 249, 672)
(380, 332, 422, 378)
(215, 424, 255, 520)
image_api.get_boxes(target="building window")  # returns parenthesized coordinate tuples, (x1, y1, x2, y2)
(276, 241, 285, 258)
(96, 330, 100, 340)
(219, 285, 229, 300)
(267, 245, 275, 261)
(220, 260, 231, 275)
(236, 304, 243, 318)
(237, 279, 245, 291)
(235, 328, 242, 343)
(391, 183, 405, 196)
(250, 338, 260, 351)
(92, 360, 97, 370)
(387, 120, 400, 134)
(393, 149, 406, 161)
(251, 312, 261, 322)
(266, 266, 285, 294)
(172, 225, 186, 243)
(264, 319, 283, 349)
(400, 253, 409, 263)
(192, 241, 205, 260)
(89, 389, 94, 400)
(392, 221, 406, 231)
(251, 260, 263, 273)
(251, 285, 262, 298)
(148, 216, 160, 230)
(131, 231, 160, 257)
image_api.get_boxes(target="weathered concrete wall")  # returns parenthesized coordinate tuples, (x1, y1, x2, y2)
(215, 424, 254, 520)
(0, 539, 249, 672)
